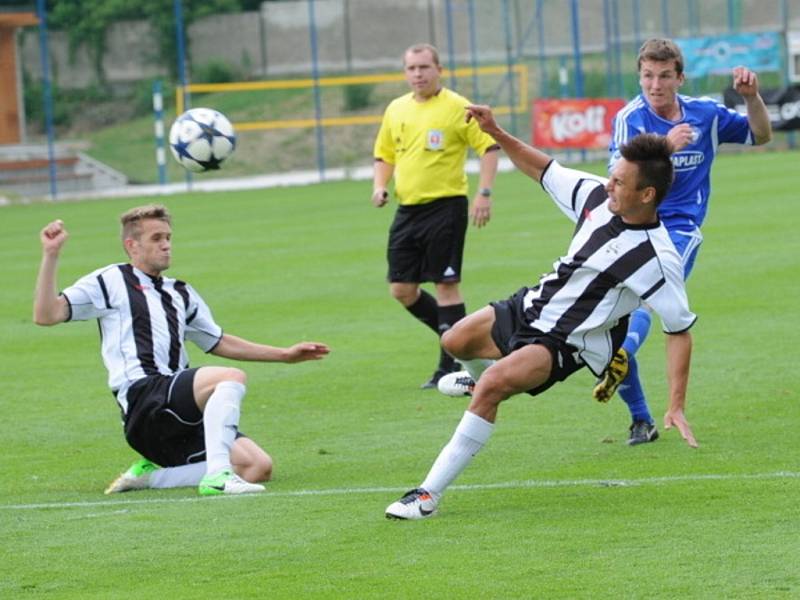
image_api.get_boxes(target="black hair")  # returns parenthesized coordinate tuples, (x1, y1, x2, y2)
(619, 134, 674, 205)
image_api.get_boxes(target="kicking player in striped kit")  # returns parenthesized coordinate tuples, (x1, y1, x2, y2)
(386, 106, 696, 520)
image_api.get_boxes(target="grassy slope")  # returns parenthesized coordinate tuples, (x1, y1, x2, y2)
(1, 150, 798, 598)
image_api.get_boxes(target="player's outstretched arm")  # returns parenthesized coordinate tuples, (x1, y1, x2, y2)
(663, 331, 698, 448)
(33, 220, 70, 326)
(211, 333, 330, 363)
(732, 66, 772, 145)
(465, 104, 553, 182)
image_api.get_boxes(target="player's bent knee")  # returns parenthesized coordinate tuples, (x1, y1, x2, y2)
(440, 328, 460, 355)
(389, 283, 418, 306)
(473, 368, 515, 402)
(245, 452, 273, 483)
(221, 367, 247, 386)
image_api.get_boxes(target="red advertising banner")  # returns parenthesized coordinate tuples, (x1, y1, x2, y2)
(532, 98, 626, 149)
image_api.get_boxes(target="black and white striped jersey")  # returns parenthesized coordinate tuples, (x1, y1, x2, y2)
(62, 264, 223, 414)
(522, 160, 696, 375)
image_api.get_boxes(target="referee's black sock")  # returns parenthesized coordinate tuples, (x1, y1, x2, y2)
(405, 289, 440, 335)
(437, 303, 466, 372)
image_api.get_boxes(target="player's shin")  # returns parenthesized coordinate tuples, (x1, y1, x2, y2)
(202, 381, 245, 475)
(420, 410, 494, 498)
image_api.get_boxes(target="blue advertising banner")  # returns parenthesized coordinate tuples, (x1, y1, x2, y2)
(677, 32, 782, 77)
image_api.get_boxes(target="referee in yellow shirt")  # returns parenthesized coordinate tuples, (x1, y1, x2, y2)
(372, 43, 500, 389)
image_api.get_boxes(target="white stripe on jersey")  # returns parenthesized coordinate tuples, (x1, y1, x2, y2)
(61, 264, 222, 414)
(613, 97, 645, 148)
(535, 161, 696, 374)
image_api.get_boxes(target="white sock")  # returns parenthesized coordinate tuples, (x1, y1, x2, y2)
(462, 358, 493, 381)
(420, 410, 494, 498)
(203, 381, 245, 476)
(150, 462, 207, 488)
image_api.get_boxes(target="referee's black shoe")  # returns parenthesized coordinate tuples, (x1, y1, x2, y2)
(421, 368, 448, 389)
(420, 362, 461, 390)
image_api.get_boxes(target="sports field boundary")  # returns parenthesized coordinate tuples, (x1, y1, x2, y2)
(3, 470, 797, 512)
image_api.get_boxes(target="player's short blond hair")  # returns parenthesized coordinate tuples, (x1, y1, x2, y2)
(120, 204, 171, 242)
(404, 43, 440, 67)
(637, 38, 684, 76)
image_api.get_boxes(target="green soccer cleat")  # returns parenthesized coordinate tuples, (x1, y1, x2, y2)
(104, 458, 159, 495)
(198, 469, 265, 496)
(593, 347, 629, 403)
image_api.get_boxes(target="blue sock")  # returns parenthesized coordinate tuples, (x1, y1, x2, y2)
(622, 308, 652, 356)
(618, 355, 653, 424)
(618, 309, 653, 424)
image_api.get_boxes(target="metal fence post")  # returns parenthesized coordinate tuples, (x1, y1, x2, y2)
(35, 0, 57, 200)
(153, 80, 167, 186)
(307, 0, 326, 180)
(173, 0, 192, 189)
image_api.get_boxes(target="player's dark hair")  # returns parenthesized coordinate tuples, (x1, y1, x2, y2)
(619, 134, 674, 206)
(120, 204, 172, 242)
(637, 38, 684, 76)
(404, 43, 440, 67)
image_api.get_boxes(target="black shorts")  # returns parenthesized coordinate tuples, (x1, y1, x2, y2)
(490, 287, 586, 396)
(122, 369, 245, 467)
(387, 195, 468, 283)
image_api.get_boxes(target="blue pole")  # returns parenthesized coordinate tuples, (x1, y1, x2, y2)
(467, 0, 479, 102)
(445, 0, 458, 90)
(35, 0, 57, 200)
(603, 0, 613, 97)
(688, 0, 699, 95)
(307, 0, 326, 179)
(153, 80, 167, 185)
(727, 0, 736, 31)
(569, 0, 584, 98)
(536, 0, 548, 97)
(687, 0, 699, 36)
(633, 0, 642, 53)
(501, 0, 518, 136)
(611, 0, 623, 96)
(569, 0, 585, 161)
(173, 0, 191, 188)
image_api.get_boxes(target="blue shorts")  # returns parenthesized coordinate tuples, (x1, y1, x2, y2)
(666, 224, 703, 280)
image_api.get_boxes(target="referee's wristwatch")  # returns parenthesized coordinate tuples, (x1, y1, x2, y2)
(479, 188, 492, 197)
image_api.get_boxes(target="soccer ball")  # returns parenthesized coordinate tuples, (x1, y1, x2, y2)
(169, 108, 236, 172)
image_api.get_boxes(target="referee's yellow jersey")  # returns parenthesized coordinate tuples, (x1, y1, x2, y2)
(373, 88, 497, 206)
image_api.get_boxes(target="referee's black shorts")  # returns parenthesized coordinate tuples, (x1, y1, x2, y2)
(387, 195, 468, 284)
(121, 368, 246, 467)
(490, 287, 586, 396)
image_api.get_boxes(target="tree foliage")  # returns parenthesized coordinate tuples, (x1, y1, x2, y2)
(45, 0, 244, 86)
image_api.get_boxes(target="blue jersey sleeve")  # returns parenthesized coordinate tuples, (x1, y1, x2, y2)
(714, 101, 752, 145)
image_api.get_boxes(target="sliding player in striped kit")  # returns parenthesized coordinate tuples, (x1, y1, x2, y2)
(386, 105, 696, 520)
(34, 205, 329, 496)
(593, 38, 771, 445)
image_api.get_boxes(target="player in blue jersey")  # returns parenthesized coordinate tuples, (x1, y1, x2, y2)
(593, 38, 772, 445)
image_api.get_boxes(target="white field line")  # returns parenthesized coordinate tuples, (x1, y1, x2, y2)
(2, 471, 798, 512)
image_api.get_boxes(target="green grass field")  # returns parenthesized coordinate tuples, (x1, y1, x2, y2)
(1, 150, 799, 598)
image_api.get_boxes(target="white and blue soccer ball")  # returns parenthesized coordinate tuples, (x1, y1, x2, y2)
(169, 107, 236, 172)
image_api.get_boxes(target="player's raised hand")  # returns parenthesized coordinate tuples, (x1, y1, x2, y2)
(40, 219, 68, 254)
(664, 408, 699, 448)
(732, 66, 760, 98)
(465, 104, 500, 136)
(666, 123, 696, 152)
(284, 342, 331, 363)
